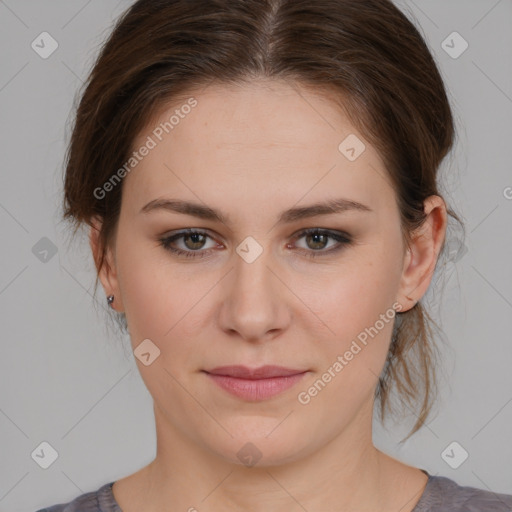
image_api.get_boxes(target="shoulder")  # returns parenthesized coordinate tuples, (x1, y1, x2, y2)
(34, 482, 119, 512)
(417, 474, 512, 512)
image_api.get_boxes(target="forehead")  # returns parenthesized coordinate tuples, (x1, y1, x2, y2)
(122, 79, 395, 218)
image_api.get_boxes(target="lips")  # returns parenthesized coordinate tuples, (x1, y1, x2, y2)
(203, 365, 309, 401)
(204, 365, 306, 379)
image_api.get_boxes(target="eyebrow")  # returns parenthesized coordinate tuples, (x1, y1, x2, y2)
(140, 197, 373, 224)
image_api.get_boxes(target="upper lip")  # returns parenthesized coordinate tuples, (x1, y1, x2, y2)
(204, 365, 307, 379)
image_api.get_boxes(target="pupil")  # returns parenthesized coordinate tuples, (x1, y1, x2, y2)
(308, 233, 326, 250)
(186, 233, 205, 249)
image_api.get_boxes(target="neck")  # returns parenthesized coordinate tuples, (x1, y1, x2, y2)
(131, 399, 405, 512)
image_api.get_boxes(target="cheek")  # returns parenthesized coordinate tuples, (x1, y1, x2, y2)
(115, 238, 178, 342)
(305, 252, 400, 330)
(304, 248, 402, 371)
(296, 267, 401, 416)
(115, 241, 212, 365)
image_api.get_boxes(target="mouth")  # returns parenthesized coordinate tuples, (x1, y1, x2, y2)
(202, 365, 309, 401)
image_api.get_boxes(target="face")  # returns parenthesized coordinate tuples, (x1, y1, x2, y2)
(92, 79, 443, 467)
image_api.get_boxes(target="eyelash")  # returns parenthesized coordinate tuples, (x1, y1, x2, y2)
(158, 228, 353, 260)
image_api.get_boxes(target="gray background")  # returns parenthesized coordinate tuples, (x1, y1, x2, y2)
(0, 1, 511, 510)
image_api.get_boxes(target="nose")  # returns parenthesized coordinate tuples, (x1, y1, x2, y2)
(218, 247, 291, 343)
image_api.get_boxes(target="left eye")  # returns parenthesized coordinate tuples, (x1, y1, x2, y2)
(159, 228, 352, 259)
(293, 229, 349, 252)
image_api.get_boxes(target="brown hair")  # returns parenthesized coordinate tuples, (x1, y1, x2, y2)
(62, 0, 464, 440)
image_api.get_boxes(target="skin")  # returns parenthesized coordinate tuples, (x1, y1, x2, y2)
(90, 78, 447, 512)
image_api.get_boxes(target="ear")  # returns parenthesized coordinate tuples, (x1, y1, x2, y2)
(89, 215, 124, 312)
(397, 195, 447, 312)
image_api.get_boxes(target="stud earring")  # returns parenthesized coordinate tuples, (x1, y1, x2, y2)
(107, 295, 114, 307)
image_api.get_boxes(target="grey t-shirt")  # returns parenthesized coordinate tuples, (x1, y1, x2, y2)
(35, 470, 512, 512)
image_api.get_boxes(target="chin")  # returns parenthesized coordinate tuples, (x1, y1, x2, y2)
(201, 419, 314, 468)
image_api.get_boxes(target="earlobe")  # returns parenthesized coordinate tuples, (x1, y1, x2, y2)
(89, 216, 123, 311)
(397, 196, 447, 311)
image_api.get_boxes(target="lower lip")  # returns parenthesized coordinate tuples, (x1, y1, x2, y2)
(204, 372, 307, 401)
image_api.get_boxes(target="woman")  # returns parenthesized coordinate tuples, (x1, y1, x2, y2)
(37, 0, 512, 510)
